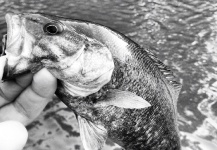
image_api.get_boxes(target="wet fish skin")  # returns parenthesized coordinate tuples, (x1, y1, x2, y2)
(2, 13, 181, 150)
(56, 48, 181, 150)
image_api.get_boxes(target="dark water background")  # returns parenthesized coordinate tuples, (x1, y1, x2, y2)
(0, 0, 217, 150)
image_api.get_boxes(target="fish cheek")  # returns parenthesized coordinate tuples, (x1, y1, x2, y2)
(50, 44, 115, 97)
(62, 44, 114, 86)
(32, 44, 50, 59)
(23, 17, 45, 39)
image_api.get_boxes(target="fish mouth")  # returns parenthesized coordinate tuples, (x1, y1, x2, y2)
(1, 13, 28, 80)
(3, 13, 23, 55)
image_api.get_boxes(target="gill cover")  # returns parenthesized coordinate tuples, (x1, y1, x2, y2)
(57, 37, 114, 97)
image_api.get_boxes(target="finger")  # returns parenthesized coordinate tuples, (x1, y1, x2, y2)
(0, 68, 57, 125)
(31, 68, 57, 98)
(0, 73, 33, 106)
(0, 121, 28, 150)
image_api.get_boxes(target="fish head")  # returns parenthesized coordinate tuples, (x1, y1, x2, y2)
(2, 13, 114, 95)
(2, 13, 64, 78)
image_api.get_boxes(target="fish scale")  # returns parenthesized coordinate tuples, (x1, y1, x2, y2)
(61, 41, 179, 149)
(56, 55, 180, 149)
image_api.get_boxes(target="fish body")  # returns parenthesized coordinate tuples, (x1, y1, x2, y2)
(2, 13, 181, 150)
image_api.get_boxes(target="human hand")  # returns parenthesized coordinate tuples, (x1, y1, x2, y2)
(0, 56, 57, 150)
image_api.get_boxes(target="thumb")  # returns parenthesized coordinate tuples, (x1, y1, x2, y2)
(0, 121, 28, 150)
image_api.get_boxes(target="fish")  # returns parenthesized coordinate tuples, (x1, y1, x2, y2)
(1, 13, 182, 150)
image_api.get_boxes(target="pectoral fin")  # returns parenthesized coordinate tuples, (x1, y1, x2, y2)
(95, 90, 151, 109)
(77, 115, 107, 150)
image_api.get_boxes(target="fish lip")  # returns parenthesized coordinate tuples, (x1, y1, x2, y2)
(2, 70, 30, 81)
(1, 54, 30, 81)
(5, 13, 13, 48)
(4, 13, 22, 53)
(2, 61, 30, 81)
(1, 13, 27, 80)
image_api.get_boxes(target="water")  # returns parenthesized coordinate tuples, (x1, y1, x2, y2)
(0, 0, 217, 150)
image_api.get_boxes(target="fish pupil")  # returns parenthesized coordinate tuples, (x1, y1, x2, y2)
(44, 23, 62, 35)
(46, 25, 58, 34)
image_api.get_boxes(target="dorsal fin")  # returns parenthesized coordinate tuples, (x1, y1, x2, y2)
(145, 49, 182, 100)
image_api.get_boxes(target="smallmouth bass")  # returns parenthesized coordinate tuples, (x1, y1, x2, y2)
(1, 13, 182, 150)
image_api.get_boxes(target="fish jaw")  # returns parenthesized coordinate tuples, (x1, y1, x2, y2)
(5, 13, 23, 56)
(2, 13, 42, 80)
(2, 13, 25, 79)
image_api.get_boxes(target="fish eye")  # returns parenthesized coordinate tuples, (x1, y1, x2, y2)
(43, 22, 63, 35)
